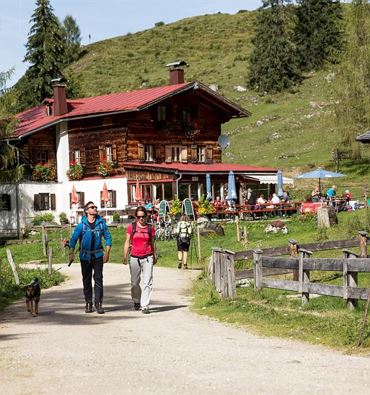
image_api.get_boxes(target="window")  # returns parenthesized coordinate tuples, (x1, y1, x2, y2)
(100, 190, 116, 208)
(105, 146, 112, 162)
(182, 107, 192, 123)
(35, 151, 48, 164)
(69, 191, 85, 209)
(0, 194, 11, 211)
(34, 193, 56, 211)
(74, 150, 81, 164)
(197, 146, 205, 163)
(144, 145, 154, 162)
(157, 105, 167, 121)
(171, 146, 181, 162)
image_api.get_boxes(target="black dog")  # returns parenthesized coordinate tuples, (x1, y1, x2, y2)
(25, 278, 41, 317)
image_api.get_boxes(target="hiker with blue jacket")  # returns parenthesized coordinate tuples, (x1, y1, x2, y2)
(69, 201, 112, 314)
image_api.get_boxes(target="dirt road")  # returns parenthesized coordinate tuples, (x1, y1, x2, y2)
(1, 263, 370, 394)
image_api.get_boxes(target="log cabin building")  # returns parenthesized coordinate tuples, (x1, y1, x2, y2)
(1, 62, 281, 234)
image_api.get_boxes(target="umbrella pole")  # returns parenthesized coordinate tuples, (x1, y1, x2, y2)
(319, 178, 321, 194)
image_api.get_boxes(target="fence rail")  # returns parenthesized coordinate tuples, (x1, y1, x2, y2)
(210, 231, 369, 309)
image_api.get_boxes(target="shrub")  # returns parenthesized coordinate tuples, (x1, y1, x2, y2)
(32, 213, 54, 226)
(67, 161, 83, 180)
(59, 212, 69, 224)
(197, 195, 215, 216)
(169, 196, 181, 217)
(112, 213, 120, 222)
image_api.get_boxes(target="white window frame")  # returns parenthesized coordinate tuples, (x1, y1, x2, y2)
(171, 145, 181, 162)
(74, 149, 81, 164)
(144, 145, 154, 162)
(105, 146, 113, 162)
(197, 146, 206, 163)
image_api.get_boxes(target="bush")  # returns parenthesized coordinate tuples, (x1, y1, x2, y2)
(32, 162, 56, 182)
(112, 213, 120, 222)
(32, 213, 54, 226)
(59, 212, 69, 224)
(67, 161, 83, 180)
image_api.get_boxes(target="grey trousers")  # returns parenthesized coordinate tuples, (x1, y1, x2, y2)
(129, 255, 154, 308)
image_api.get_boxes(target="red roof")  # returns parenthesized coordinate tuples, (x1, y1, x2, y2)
(11, 81, 249, 138)
(123, 161, 276, 173)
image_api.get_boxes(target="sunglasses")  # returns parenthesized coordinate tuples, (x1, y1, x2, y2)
(136, 215, 146, 219)
(87, 205, 97, 210)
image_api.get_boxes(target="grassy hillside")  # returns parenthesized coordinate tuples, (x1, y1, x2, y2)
(69, 11, 370, 197)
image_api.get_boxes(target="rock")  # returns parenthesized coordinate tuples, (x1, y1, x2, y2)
(234, 85, 247, 92)
(199, 221, 225, 236)
(209, 84, 218, 92)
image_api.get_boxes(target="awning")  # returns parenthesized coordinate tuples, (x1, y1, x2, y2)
(246, 174, 294, 185)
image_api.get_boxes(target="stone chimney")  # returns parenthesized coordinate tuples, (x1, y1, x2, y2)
(166, 60, 187, 85)
(51, 78, 68, 116)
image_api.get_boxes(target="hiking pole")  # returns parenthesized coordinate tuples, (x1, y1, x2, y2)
(54, 259, 74, 272)
(357, 289, 370, 347)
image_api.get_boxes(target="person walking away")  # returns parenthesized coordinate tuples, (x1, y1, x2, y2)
(69, 201, 112, 314)
(175, 214, 192, 269)
(123, 206, 156, 314)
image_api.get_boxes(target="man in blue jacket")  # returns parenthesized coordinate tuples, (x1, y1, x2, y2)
(69, 201, 112, 314)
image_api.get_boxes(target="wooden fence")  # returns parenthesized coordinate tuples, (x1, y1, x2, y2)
(210, 231, 369, 309)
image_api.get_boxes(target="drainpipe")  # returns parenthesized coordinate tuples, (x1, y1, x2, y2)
(175, 171, 183, 197)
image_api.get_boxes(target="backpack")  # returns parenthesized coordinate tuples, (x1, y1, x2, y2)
(177, 222, 191, 243)
(79, 220, 105, 254)
(131, 222, 153, 242)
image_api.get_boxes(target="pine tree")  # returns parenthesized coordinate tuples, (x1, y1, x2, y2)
(20, 0, 66, 109)
(295, 0, 344, 72)
(248, 0, 302, 93)
(0, 70, 24, 183)
(335, 0, 370, 157)
(61, 15, 82, 65)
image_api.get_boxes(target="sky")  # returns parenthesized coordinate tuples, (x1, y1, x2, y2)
(0, 0, 261, 86)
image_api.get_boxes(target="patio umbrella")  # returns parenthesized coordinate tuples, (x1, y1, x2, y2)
(226, 171, 237, 201)
(296, 168, 345, 192)
(206, 173, 212, 201)
(71, 184, 79, 205)
(277, 170, 284, 197)
(102, 182, 110, 217)
(134, 178, 142, 202)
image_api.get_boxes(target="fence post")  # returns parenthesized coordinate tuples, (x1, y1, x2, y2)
(48, 247, 53, 275)
(359, 231, 368, 258)
(226, 253, 236, 299)
(236, 216, 240, 242)
(196, 225, 201, 262)
(253, 249, 263, 291)
(299, 248, 312, 305)
(342, 249, 358, 310)
(289, 239, 299, 281)
(6, 249, 20, 285)
(213, 249, 221, 293)
(41, 225, 47, 256)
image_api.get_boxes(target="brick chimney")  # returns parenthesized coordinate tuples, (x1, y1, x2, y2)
(166, 60, 187, 85)
(51, 78, 68, 116)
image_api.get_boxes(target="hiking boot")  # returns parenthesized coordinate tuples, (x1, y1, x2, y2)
(178, 261, 182, 269)
(141, 307, 150, 314)
(183, 264, 188, 270)
(134, 303, 141, 311)
(95, 302, 105, 314)
(85, 303, 93, 313)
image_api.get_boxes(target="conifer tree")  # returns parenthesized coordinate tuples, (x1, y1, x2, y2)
(20, 0, 66, 109)
(61, 15, 82, 65)
(335, 0, 370, 157)
(248, 0, 302, 93)
(0, 70, 24, 183)
(295, 0, 343, 71)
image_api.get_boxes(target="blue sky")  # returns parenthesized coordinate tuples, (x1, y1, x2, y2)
(0, 0, 261, 86)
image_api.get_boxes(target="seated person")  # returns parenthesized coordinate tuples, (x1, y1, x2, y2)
(281, 190, 290, 203)
(311, 187, 321, 202)
(343, 189, 353, 202)
(213, 196, 223, 210)
(257, 194, 267, 205)
(271, 193, 281, 205)
(326, 185, 337, 200)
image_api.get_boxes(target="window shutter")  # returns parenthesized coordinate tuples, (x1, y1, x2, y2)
(206, 145, 213, 163)
(80, 148, 86, 165)
(165, 146, 172, 163)
(112, 190, 117, 208)
(181, 146, 188, 163)
(50, 194, 56, 210)
(69, 151, 73, 164)
(79, 192, 85, 208)
(99, 145, 105, 161)
(100, 191, 103, 207)
(112, 144, 117, 162)
(69, 193, 72, 209)
(155, 145, 161, 162)
(191, 145, 197, 162)
(138, 143, 144, 161)
(34, 194, 41, 211)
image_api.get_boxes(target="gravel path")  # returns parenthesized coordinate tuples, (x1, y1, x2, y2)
(1, 263, 370, 395)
